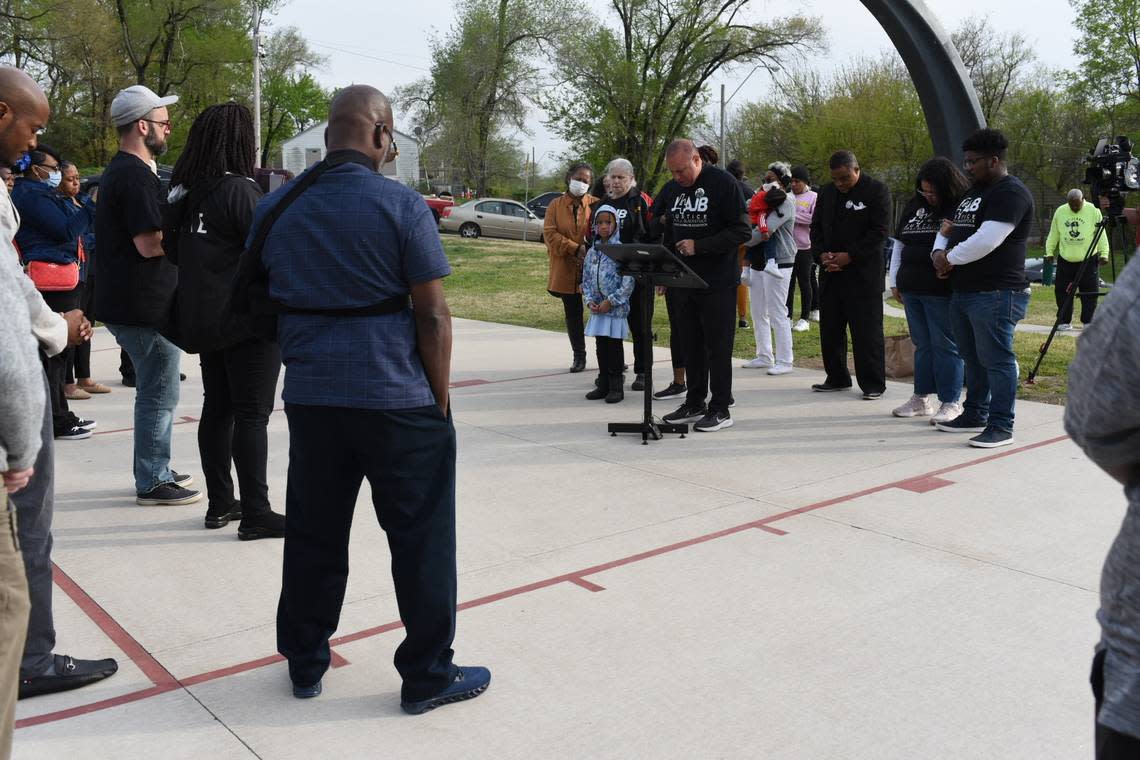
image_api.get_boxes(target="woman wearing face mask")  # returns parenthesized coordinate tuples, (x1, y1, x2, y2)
(12, 146, 98, 440)
(543, 161, 598, 373)
(589, 158, 655, 391)
(56, 160, 111, 400)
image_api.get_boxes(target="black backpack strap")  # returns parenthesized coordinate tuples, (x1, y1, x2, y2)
(229, 153, 409, 319)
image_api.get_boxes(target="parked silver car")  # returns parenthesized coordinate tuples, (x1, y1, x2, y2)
(439, 198, 544, 241)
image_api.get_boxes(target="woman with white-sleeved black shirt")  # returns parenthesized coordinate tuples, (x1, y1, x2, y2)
(887, 157, 969, 424)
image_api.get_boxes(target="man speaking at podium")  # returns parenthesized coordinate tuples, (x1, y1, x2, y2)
(651, 139, 750, 432)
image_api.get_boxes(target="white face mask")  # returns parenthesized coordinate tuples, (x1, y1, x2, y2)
(568, 179, 589, 197)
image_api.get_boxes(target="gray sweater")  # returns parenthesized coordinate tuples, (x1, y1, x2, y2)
(745, 193, 797, 264)
(0, 233, 46, 472)
(1065, 254, 1140, 739)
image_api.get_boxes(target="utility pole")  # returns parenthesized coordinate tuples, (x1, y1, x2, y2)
(522, 146, 534, 242)
(252, 2, 264, 168)
(719, 83, 726, 165)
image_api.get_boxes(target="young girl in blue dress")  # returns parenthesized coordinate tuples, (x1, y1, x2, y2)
(582, 205, 634, 403)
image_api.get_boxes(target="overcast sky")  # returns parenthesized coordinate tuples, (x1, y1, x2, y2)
(272, 0, 1081, 170)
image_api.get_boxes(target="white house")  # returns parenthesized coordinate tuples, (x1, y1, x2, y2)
(280, 122, 421, 186)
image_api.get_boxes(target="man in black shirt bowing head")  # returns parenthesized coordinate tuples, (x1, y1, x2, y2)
(653, 139, 751, 432)
(809, 150, 892, 399)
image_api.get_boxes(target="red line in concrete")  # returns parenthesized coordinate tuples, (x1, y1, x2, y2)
(895, 476, 955, 494)
(14, 684, 179, 729)
(51, 563, 177, 688)
(20, 433, 1072, 728)
(330, 650, 350, 669)
(567, 577, 606, 592)
(450, 379, 490, 388)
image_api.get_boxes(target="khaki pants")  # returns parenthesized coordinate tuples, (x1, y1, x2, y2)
(0, 500, 29, 760)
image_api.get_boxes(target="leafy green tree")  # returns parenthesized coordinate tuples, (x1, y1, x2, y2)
(258, 26, 329, 165)
(951, 15, 1036, 124)
(540, 0, 824, 194)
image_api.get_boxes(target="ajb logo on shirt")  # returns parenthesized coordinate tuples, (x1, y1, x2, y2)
(671, 195, 708, 213)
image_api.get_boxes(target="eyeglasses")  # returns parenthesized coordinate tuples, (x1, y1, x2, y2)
(140, 118, 172, 130)
(962, 156, 989, 169)
(376, 123, 399, 164)
(37, 161, 60, 172)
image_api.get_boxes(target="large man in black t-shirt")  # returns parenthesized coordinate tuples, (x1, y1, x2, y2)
(95, 85, 201, 505)
(809, 150, 892, 398)
(932, 128, 1034, 449)
(652, 140, 750, 432)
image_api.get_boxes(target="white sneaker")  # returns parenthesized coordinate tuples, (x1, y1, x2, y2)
(930, 401, 964, 425)
(891, 394, 936, 418)
(767, 364, 794, 376)
(792, 319, 809, 332)
(1057, 323, 1072, 331)
(743, 357, 773, 369)
(809, 310, 820, 322)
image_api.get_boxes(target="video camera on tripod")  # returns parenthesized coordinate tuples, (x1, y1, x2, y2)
(1084, 136, 1140, 218)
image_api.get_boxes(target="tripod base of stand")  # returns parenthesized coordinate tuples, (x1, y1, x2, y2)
(608, 416, 688, 444)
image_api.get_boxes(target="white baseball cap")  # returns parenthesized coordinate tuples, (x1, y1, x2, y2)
(110, 85, 179, 128)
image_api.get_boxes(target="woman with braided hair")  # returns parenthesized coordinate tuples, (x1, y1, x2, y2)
(163, 103, 285, 539)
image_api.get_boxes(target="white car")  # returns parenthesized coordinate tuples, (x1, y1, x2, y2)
(439, 198, 544, 241)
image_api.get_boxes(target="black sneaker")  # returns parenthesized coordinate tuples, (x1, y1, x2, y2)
(401, 665, 491, 715)
(968, 426, 1014, 448)
(738, 319, 749, 329)
(653, 382, 687, 400)
(74, 417, 97, 431)
(204, 501, 242, 529)
(662, 402, 706, 423)
(238, 509, 286, 541)
(694, 409, 734, 432)
(171, 471, 194, 488)
(631, 374, 645, 391)
(934, 415, 987, 433)
(55, 425, 92, 441)
(862, 390, 884, 400)
(136, 483, 203, 506)
(811, 382, 852, 393)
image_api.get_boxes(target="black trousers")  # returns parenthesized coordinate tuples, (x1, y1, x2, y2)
(198, 338, 281, 513)
(553, 291, 586, 357)
(66, 277, 94, 381)
(40, 289, 82, 433)
(675, 286, 736, 411)
(786, 249, 819, 320)
(1055, 258, 1100, 325)
(277, 403, 458, 701)
(628, 281, 655, 374)
(665, 288, 686, 370)
(594, 336, 624, 376)
(1092, 649, 1140, 758)
(818, 278, 886, 393)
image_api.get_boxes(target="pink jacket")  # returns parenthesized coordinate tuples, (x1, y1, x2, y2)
(792, 189, 817, 251)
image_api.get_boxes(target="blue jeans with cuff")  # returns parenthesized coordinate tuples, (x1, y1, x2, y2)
(948, 289, 1029, 431)
(901, 292, 963, 404)
(106, 324, 182, 493)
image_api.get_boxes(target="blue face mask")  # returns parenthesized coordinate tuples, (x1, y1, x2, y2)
(45, 170, 61, 188)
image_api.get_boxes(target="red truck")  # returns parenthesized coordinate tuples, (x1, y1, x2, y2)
(422, 195, 455, 225)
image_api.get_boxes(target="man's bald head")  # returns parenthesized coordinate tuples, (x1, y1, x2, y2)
(665, 139, 702, 187)
(325, 85, 395, 170)
(0, 67, 49, 164)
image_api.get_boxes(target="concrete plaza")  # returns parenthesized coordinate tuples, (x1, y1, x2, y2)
(12, 318, 1115, 759)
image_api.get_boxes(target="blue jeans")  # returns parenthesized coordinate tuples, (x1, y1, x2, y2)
(106, 324, 182, 493)
(948, 289, 1029, 431)
(901, 293, 963, 403)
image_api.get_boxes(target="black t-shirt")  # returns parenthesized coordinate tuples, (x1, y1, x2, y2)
(947, 174, 1035, 292)
(650, 165, 749, 289)
(94, 152, 177, 327)
(163, 175, 263, 353)
(589, 187, 650, 244)
(894, 195, 949, 296)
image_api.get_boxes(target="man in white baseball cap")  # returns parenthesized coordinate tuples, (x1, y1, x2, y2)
(95, 84, 202, 507)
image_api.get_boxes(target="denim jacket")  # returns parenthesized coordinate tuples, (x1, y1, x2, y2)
(11, 178, 94, 271)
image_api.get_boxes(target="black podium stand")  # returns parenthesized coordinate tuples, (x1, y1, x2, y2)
(598, 243, 708, 444)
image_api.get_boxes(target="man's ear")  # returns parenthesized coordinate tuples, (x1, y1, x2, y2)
(374, 123, 384, 150)
(0, 101, 10, 123)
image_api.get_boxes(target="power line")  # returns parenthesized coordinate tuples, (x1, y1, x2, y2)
(308, 42, 431, 72)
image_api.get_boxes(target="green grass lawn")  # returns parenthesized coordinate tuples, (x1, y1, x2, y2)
(443, 234, 1073, 404)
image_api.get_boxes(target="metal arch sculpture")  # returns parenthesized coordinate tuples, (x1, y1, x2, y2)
(859, 0, 985, 162)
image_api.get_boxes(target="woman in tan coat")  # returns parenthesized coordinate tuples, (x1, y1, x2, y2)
(543, 162, 597, 373)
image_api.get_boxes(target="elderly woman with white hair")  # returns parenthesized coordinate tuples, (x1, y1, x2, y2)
(1045, 187, 1109, 330)
(590, 157, 655, 391)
